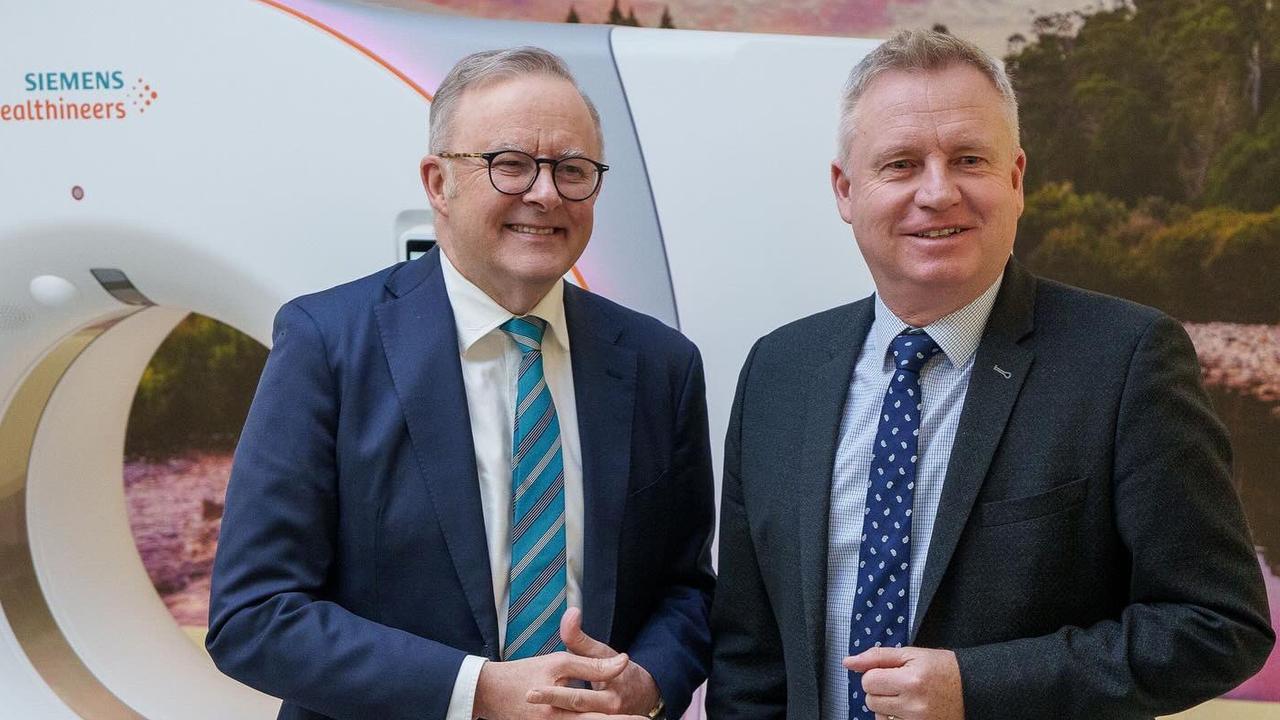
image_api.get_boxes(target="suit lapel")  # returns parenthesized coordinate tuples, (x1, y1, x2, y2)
(797, 299, 875, 700)
(373, 249, 501, 656)
(564, 286, 636, 645)
(913, 260, 1037, 638)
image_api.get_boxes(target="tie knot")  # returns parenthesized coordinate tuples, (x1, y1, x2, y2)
(501, 316, 547, 353)
(888, 331, 941, 374)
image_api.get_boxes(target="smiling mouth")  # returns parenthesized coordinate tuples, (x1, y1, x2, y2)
(910, 227, 967, 238)
(507, 224, 557, 236)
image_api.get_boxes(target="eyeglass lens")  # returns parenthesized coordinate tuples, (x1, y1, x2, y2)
(488, 151, 600, 200)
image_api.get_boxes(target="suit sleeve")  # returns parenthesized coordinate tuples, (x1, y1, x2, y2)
(625, 346, 718, 718)
(953, 315, 1275, 718)
(206, 301, 467, 720)
(706, 340, 788, 719)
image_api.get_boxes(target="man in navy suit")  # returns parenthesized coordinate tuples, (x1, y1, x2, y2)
(208, 47, 714, 720)
(708, 30, 1272, 720)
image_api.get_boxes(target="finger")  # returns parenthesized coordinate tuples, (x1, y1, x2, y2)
(860, 667, 904, 697)
(558, 651, 629, 683)
(526, 685, 622, 714)
(864, 692, 908, 718)
(844, 646, 909, 672)
(560, 607, 616, 659)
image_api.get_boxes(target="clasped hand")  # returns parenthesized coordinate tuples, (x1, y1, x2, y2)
(474, 607, 659, 720)
(843, 646, 964, 720)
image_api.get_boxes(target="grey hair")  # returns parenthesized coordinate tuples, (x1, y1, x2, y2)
(428, 46, 603, 155)
(836, 29, 1020, 162)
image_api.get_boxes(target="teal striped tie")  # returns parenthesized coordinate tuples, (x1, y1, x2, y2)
(500, 316, 568, 660)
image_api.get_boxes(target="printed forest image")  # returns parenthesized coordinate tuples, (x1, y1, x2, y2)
(1007, 0, 1280, 701)
(119, 0, 1276, 708)
(123, 314, 266, 644)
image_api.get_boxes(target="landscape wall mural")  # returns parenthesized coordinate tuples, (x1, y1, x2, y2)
(998, 0, 1280, 702)
(123, 314, 266, 641)
(122, 0, 1278, 708)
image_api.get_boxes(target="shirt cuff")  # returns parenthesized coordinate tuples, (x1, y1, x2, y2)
(445, 655, 487, 720)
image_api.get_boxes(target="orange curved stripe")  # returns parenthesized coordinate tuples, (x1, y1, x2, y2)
(254, 0, 434, 101)
(570, 266, 590, 290)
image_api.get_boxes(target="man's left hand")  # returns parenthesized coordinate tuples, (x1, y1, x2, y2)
(843, 646, 964, 720)
(525, 607, 661, 718)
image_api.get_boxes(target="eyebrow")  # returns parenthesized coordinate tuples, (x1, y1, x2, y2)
(488, 141, 526, 153)
(868, 140, 999, 165)
(487, 142, 594, 160)
(947, 140, 999, 155)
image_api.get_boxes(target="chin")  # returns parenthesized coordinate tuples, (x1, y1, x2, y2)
(895, 256, 980, 292)
(505, 259, 574, 287)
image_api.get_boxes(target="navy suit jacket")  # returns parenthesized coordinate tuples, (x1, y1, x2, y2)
(708, 258, 1274, 719)
(208, 249, 715, 720)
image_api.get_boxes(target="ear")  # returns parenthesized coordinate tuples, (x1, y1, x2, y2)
(831, 160, 855, 225)
(421, 154, 449, 217)
(1011, 147, 1027, 216)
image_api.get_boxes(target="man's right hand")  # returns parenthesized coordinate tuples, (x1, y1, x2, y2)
(472, 651, 631, 720)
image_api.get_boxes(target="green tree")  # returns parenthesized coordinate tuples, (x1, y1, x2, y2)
(1201, 211, 1280, 321)
(1138, 206, 1280, 321)
(1008, 1, 1280, 323)
(1017, 181, 1129, 261)
(1005, 14, 1088, 197)
(1007, 7, 1181, 203)
(1204, 103, 1280, 212)
(1020, 182, 1137, 297)
(1150, 0, 1259, 198)
(660, 5, 674, 29)
(125, 314, 268, 458)
(1006, 33, 1028, 56)
(1008, 0, 1280, 205)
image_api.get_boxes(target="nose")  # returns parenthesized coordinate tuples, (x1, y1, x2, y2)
(522, 163, 562, 211)
(914, 161, 960, 211)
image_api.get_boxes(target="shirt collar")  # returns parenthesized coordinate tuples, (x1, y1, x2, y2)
(439, 249, 570, 356)
(869, 272, 1004, 369)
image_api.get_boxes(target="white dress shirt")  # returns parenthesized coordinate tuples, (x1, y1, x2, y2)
(439, 251, 585, 720)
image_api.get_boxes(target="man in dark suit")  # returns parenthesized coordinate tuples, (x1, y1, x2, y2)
(708, 30, 1273, 720)
(207, 47, 714, 720)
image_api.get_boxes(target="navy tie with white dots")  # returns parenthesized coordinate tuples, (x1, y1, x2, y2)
(848, 330, 941, 719)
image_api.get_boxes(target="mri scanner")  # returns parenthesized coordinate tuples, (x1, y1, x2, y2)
(0, 0, 876, 716)
(1, 2, 1269, 719)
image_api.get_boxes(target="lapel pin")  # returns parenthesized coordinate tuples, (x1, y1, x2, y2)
(993, 365, 1012, 379)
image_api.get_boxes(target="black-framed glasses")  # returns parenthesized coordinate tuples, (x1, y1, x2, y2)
(438, 150, 609, 201)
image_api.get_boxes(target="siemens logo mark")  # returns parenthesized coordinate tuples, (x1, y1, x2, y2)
(25, 71, 125, 92)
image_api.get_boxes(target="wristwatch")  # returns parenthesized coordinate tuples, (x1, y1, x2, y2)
(646, 698, 665, 719)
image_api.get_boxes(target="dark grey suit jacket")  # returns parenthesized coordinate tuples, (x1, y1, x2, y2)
(707, 259, 1274, 719)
